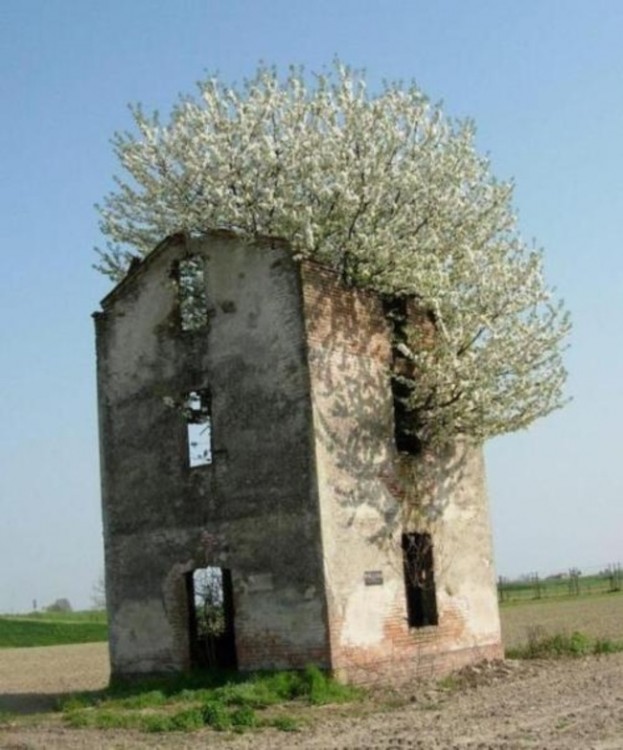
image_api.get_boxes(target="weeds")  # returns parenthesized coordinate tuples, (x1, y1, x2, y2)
(507, 628, 623, 659)
(61, 665, 360, 735)
(269, 715, 301, 731)
(437, 674, 461, 692)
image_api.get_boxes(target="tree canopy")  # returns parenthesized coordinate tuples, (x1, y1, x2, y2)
(96, 62, 570, 449)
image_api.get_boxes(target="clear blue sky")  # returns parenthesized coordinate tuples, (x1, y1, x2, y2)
(1, 0, 621, 612)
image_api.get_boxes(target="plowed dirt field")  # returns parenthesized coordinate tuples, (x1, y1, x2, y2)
(2, 597, 623, 749)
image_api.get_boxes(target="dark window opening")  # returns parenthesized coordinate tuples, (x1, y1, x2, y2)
(186, 567, 237, 670)
(402, 532, 438, 628)
(185, 389, 212, 468)
(383, 297, 422, 455)
(392, 379, 423, 454)
(174, 255, 208, 331)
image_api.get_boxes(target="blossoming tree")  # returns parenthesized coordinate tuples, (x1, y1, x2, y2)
(96, 63, 570, 451)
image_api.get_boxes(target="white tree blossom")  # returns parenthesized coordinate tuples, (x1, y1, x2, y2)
(96, 62, 570, 448)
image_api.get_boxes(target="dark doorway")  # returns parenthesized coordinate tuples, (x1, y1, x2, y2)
(186, 567, 237, 669)
(402, 532, 439, 628)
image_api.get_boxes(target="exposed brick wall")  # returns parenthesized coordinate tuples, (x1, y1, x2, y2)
(300, 260, 391, 363)
(236, 634, 330, 671)
(327, 596, 503, 685)
(332, 642, 504, 686)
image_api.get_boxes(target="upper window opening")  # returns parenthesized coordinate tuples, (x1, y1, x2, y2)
(383, 297, 422, 456)
(402, 532, 438, 628)
(176, 256, 208, 331)
(185, 389, 212, 467)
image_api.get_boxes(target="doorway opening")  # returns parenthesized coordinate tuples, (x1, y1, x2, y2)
(186, 566, 237, 669)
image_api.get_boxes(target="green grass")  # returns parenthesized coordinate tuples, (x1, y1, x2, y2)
(5, 610, 108, 623)
(61, 665, 360, 734)
(0, 611, 108, 648)
(506, 628, 623, 659)
(498, 573, 621, 603)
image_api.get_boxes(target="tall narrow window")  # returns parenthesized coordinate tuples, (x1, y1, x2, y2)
(384, 298, 422, 455)
(185, 389, 212, 467)
(402, 532, 438, 628)
(383, 297, 434, 456)
(176, 256, 208, 331)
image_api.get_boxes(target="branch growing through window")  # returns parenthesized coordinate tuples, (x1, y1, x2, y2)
(172, 256, 209, 331)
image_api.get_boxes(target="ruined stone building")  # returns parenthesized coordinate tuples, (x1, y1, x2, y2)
(94, 231, 502, 683)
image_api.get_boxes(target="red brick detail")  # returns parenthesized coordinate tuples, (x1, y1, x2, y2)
(326, 596, 503, 686)
(300, 261, 391, 363)
(235, 630, 331, 671)
(332, 642, 504, 686)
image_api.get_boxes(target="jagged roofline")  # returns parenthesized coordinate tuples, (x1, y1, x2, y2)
(97, 229, 292, 310)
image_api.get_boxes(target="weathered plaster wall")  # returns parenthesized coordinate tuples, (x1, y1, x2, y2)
(96, 237, 502, 683)
(300, 262, 503, 684)
(95, 234, 329, 677)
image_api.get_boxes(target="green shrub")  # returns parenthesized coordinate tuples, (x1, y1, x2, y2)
(201, 700, 231, 731)
(301, 665, 361, 705)
(230, 704, 258, 729)
(217, 680, 275, 708)
(169, 707, 205, 731)
(594, 638, 622, 654)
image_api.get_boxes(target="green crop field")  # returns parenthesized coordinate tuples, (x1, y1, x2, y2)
(0, 610, 108, 648)
(498, 571, 621, 603)
(500, 576, 588, 600)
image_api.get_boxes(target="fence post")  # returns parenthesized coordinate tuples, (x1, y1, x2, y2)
(533, 572, 542, 599)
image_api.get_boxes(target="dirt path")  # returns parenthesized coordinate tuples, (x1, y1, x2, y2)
(0, 642, 109, 714)
(1, 645, 623, 749)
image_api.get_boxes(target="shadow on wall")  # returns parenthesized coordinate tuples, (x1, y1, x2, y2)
(303, 276, 470, 551)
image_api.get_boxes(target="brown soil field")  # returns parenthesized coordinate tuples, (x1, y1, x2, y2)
(1, 595, 623, 749)
(500, 592, 623, 650)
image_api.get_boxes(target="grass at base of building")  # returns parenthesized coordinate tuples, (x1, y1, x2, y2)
(60, 665, 361, 734)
